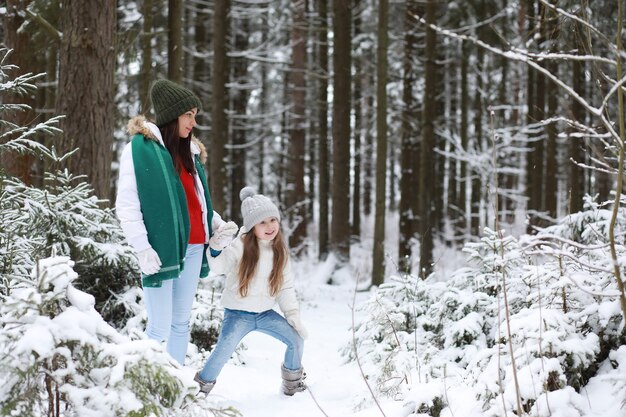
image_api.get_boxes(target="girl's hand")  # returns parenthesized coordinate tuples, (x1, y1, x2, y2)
(285, 310, 308, 339)
(209, 221, 238, 250)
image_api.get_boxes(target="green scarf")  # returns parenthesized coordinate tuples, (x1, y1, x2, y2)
(195, 156, 214, 277)
(131, 134, 213, 287)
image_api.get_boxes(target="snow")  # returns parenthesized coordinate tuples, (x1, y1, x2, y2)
(3, 223, 626, 416)
(185, 276, 409, 416)
(178, 260, 626, 417)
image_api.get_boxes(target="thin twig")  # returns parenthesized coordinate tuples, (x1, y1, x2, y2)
(305, 385, 331, 417)
(351, 275, 388, 417)
(490, 109, 521, 416)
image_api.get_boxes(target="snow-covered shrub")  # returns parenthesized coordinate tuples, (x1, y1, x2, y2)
(0, 48, 139, 329)
(191, 276, 225, 352)
(342, 273, 426, 399)
(1, 172, 140, 328)
(347, 203, 626, 416)
(527, 197, 626, 359)
(0, 256, 239, 417)
(401, 382, 446, 417)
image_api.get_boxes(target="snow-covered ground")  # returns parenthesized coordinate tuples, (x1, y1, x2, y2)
(179, 246, 626, 417)
(186, 275, 406, 417)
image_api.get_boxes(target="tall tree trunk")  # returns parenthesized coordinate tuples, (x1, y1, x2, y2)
(363, 71, 374, 217)
(352, 0, 363, 241)
(258, 6, 269, 196)
(524, 6, 536, 232)
(3, 0, 41, 185)
(470, 46, 484, 237)
(41, 43, 59, 183)
(596, 169, 612, 203)
(432, 31, 445, 239)
(372, 0, 388, 286)
(459, 40, 469, 239)
(525, 0, 545, 231)
(57, 0, 116, 201)
(569, 57, 585, 213)
(317, 0, 330, 260)
(230, 11, 249, 225)
(388, 140, 397, 212)
(140, 0, 154, 113)
(544, 2, 558, 221)
(445, 41, 457, 245)
(419, 0, 436, 278)
(210, 0, 230, 214)
(306, 0, 316, 225)
(193, 0, 210, 114)
(288, 0, 308, 253)
(278, 75, 289, 203)
(498, 0, 514, 225)
(398, 0, 419, 273)
(168, 0, 183, 83)
(331, 0, 352, 264)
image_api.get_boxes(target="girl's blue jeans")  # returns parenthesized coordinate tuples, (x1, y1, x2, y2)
(143, 243, 203, 365)
(199, 308, 305, 382)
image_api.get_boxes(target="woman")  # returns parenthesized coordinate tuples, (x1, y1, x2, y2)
(115, 79, 237, 365)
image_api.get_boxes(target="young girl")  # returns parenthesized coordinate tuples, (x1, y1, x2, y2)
(194, 187, 307, 396)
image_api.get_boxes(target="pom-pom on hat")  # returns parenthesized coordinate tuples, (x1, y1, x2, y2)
(240, 186, 281, 231)
(150, 79, 202, 126)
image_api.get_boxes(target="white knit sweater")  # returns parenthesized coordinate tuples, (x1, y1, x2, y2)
(209, 236, 299, 315)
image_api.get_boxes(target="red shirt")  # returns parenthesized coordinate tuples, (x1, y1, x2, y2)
(179, 169, 206, 244)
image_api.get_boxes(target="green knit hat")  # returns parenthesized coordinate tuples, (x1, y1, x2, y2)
(150, 79, 202, 126)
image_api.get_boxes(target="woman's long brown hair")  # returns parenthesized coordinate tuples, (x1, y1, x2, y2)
(237, 227, 288, 297)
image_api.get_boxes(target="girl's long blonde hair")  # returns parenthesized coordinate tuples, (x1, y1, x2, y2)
(237, 227, 288, 297)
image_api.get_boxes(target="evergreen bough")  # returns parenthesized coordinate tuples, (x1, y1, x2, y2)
(347, 203, 626, 415)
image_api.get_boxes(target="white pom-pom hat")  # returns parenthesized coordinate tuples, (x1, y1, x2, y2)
(239, 186, 281, 231)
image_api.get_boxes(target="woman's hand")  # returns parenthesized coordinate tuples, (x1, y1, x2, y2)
(137, 247, 161, 275)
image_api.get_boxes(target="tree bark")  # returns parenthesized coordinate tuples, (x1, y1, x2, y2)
(419, 0, 436, 278)
(569, 57, 586, 213)
(398, 0, 419, 273)
(363, 72, 374, 218)
(57, 0, 116, 201)
(526, 0, 545, 231)
(317, 0, 330, 260)
(544, 2, 559, 221)
(459, 40, 469, 239)
(288, 0, 308, 253)
(372, 0, 388, 286)
(331, 0, 352, 263)
(210, 0, 231, 214)
(167, 0, 183, 83)
(230, 10, 249, 225)
(352, 0, 363, 241)
(3, 0, 39, 185)
(193, 0, 211, 113)
(140, 0, 154, 114)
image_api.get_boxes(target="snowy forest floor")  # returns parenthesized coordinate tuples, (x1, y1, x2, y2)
(185, 274, 407, 417)
(179, 241, 626, 417)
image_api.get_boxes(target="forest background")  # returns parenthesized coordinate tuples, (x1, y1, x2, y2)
(2, 0, 626, 416)
(6, 0, 623, 280)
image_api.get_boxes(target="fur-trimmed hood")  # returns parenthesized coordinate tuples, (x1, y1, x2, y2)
(126, 115, 208, 164)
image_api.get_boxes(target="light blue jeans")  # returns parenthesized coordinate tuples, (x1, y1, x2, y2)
(199, 308, 305, 382)
(143, 243, 203, 365)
